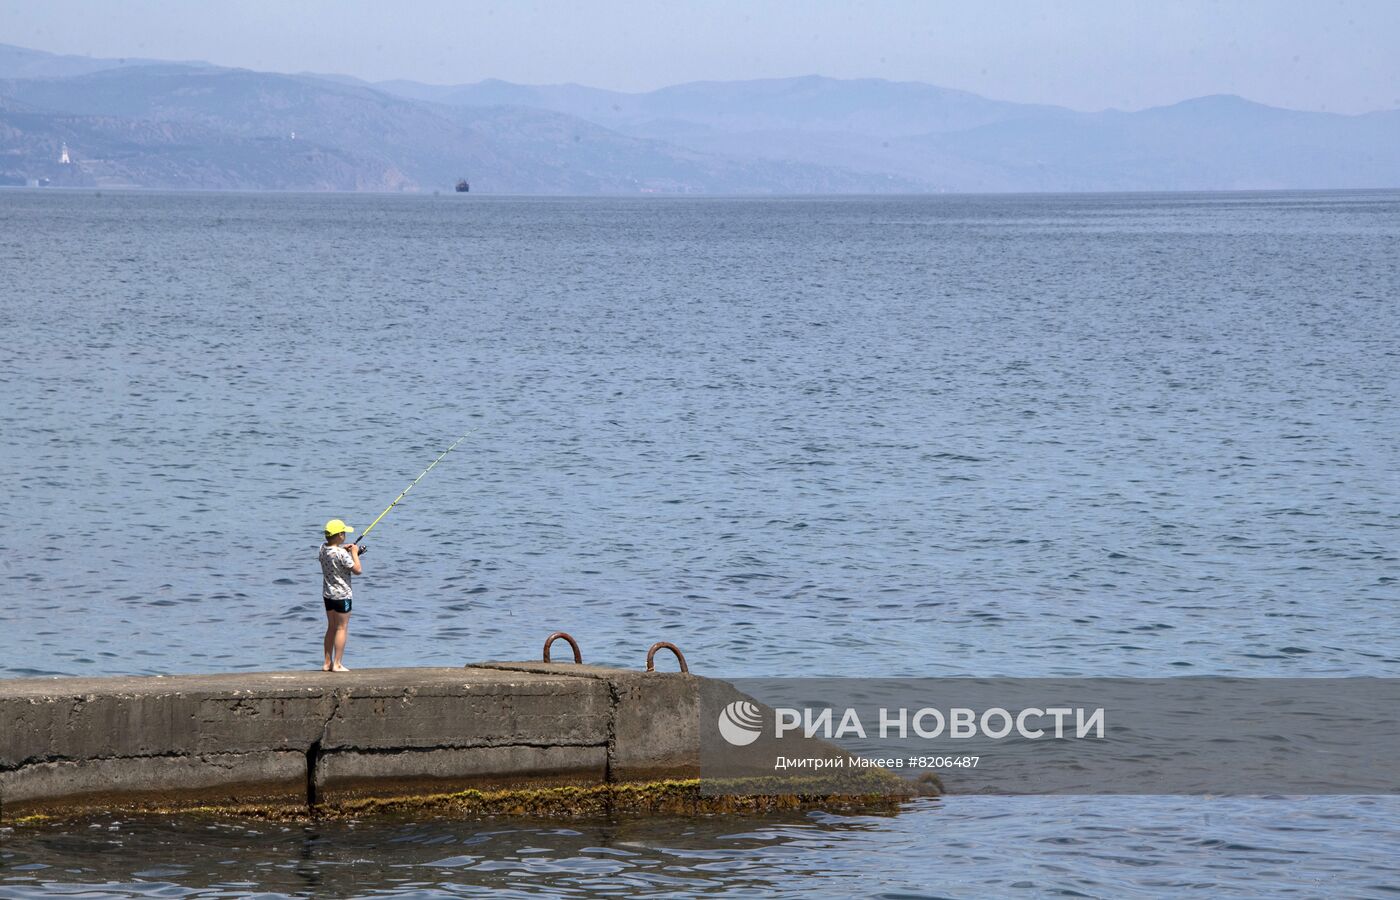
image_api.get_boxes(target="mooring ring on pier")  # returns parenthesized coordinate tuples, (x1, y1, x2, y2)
(543, 631, 582, 664)
(645, 641, 689, 673)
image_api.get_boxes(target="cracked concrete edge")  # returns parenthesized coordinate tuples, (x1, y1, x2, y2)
(466, 662, 704, 780)
(315, 744, 610, 804)
(0, 664, 705, 819)
(0, 750, 308, 810)
(1, 672, 611, 770)
(0, 743, 623, 818)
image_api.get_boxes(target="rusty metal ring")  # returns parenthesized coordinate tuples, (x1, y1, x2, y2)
(543, 631, 582, 664)
(645, 641, 688, 673)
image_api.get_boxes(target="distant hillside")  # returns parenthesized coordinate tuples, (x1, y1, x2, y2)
(403, 75, 1064, 139)
(374, 74, 1400, 192)
(645, 93, 1400, 192)
(0, 64, 926, 192)
(1, 43, 1396, 193)
(901, 95, 1400, 191)
(0, 42, 208, 79)
(0, 106, 409, 190)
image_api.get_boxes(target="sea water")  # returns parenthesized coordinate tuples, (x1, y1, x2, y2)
(1, 190, 1397, 896)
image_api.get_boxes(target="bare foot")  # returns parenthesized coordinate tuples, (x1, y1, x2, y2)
(332, 663, 351, 672)
(321, 662, 332, 672)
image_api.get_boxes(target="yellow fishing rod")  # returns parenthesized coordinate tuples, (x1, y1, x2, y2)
(355, 427, 476, 555)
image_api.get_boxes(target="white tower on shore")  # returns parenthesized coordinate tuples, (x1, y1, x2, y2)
(59, 142, 71, 164)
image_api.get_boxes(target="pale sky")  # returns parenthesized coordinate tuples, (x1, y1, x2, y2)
(2, 0, 1397, 113)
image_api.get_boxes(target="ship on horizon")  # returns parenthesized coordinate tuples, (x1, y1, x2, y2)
(455, 178, 470, 193)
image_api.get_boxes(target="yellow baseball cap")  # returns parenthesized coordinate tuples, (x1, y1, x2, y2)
(324, 519, 354, 537)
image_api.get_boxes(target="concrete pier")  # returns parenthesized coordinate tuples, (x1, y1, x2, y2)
(0, 662, 705, 820)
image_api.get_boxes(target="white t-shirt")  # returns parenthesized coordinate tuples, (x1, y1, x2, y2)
(319, 543, 354, 600)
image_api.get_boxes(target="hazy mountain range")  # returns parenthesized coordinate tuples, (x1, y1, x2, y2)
(2, 42, 1397, 194)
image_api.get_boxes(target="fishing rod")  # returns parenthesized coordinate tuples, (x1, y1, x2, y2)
(354, 427, 476, 555)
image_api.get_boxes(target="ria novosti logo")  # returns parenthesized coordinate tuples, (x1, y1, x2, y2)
(717, 700, 764, 746)
(716, 700, 1108, 746)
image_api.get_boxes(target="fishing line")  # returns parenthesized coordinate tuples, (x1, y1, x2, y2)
(356, 426, 476, 553)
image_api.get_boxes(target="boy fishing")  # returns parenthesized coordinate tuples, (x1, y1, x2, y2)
(319, 518, 362, 672)
(312, 428, 471, 672)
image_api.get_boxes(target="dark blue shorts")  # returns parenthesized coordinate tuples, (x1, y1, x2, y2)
(323, 596, 352, 614)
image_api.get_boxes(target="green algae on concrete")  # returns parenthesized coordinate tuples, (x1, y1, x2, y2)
(2, 776, 928, 827)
